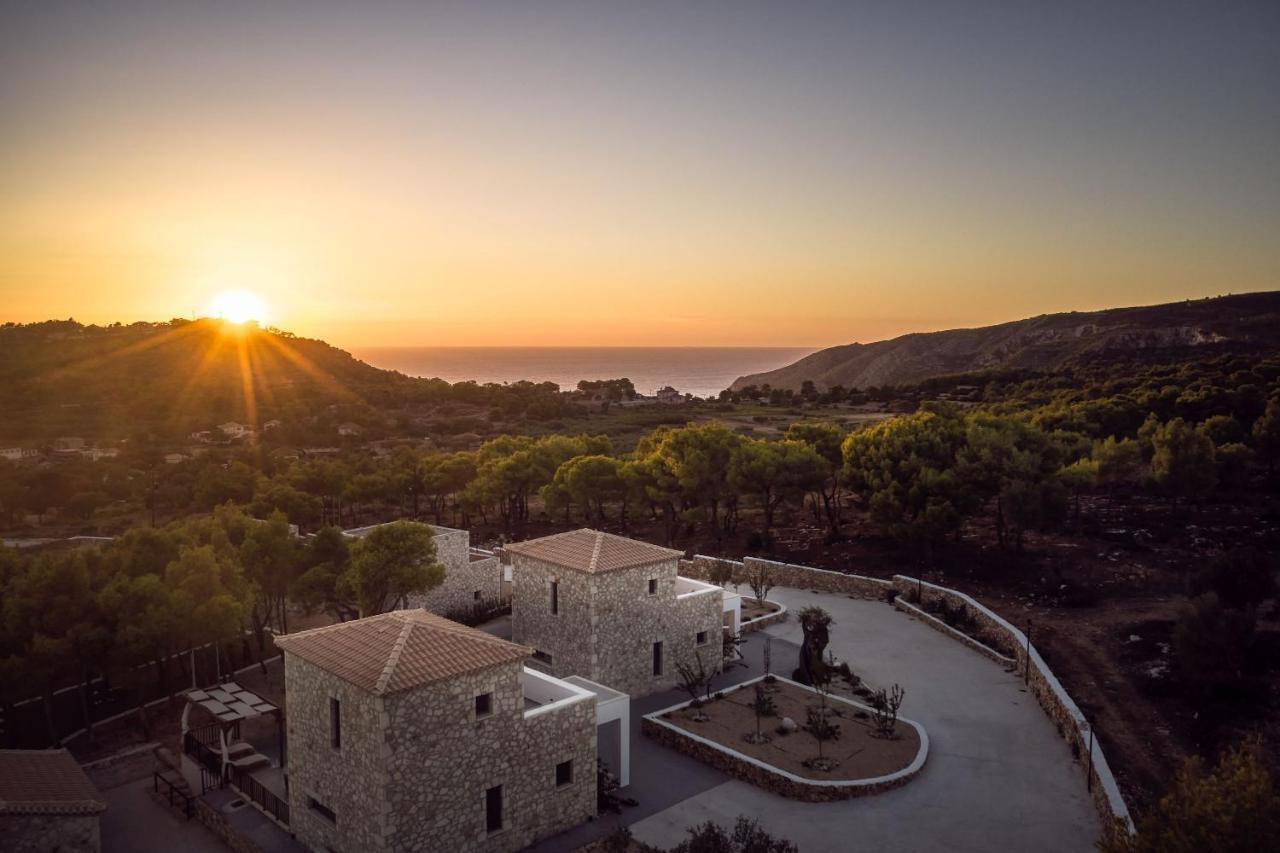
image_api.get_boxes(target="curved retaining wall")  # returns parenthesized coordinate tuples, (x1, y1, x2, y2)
(890, 575, 1131, 835)
(892, 598, 1016, 667)
(739, 603, 788, 634)
(680, 554, 1132, 835)
(643, 675, 928, 802)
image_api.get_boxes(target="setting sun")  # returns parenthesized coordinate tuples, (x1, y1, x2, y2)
(208, 289, 269, 325)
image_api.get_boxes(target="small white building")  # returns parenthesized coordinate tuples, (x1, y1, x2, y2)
(337, 422, 363, 437)
(0, 448, 40, 462)
(218, 422, 249, 438)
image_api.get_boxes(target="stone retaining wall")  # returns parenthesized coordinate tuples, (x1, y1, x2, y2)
(891, 575, 1132, 835)
(892, 598, 1016, 667)
(682, 554, 1132, 835)
(81, 742, 161, 791)
(643, 675, 928, 803)
(195, 799, 266, 853)
(738, 604, 788, 635)
(681, 556, 893, 601)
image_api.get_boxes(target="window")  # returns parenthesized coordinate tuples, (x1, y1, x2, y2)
(329, 697, 341, 750)
(474, 590, 482, 601)
(696, 630, 708, 646)
(308, 796, 337, 825)
(475, 692, 493, 719)
(550, 580, 559, 615)
(652, 641, 664, 676)
(533, 650, 554, 666)
(555, 760, 573, 787)
(648, 578, 658, 595)
(485, 785, 503, 834)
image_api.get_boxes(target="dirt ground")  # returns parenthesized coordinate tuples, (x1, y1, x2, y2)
(740, 598, 782, 622)
(661, 679, 920, 781)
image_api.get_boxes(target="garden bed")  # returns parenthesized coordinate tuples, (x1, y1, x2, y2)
(740, 598, 782, 621)
(643, 675, 927, 801)
(739, 598, 786, 633)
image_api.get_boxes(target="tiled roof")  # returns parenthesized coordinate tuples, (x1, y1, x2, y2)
(503, 529, 682, 574)
(275, 610, 531, 695)
(0, 750, 106, 816)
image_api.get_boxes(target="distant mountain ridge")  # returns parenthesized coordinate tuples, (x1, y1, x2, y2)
(729, 291, 1280, 392)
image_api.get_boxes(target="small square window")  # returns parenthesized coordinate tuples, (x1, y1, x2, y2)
(648, 578, 657, 595)
(696, 630, 708, 646)
(475, 692, 493, 718)
(555, 760, 573, 787)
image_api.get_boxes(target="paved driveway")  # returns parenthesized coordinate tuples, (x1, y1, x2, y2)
(626, 588, 1101, 853)
(100, 778, 230, 853)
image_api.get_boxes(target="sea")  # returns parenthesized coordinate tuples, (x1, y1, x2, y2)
(351, 347, 816, 399)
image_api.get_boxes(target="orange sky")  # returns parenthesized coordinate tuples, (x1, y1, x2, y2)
(2, 4, 1277, 348)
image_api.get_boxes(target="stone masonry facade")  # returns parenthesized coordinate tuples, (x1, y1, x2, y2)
(407, 526, 502, 616)
(284, 655, 595, 853)
(0, 814, 100, 853)
(286, 654, 389, 853)
(347, 524, 502, 617)
(511, 554, 724, 698)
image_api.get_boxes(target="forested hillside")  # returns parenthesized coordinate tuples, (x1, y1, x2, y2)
(0, 319, 570, 441)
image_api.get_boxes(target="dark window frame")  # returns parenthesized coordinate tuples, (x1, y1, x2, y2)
(696, 630, 708, 646)
(329, 697, 341, 750)
(648, 578, 658, 595)
(485, 785, 504, 834)
(550, 580, 559, 615)
(475, 692, 493, 719)
(555, 760, 573, 787)
(652, 641, 664, 676)
(308, 796, 337, 825)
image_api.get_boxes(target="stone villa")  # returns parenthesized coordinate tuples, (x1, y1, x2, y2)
(258, 529, 732, 852)
(343, 522, 503, 616)
(0, 749, 106, 853)
(506, 529, 736, 698)
(276, 610, 598, 853)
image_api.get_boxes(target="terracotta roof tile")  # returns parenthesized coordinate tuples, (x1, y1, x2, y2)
(504, 529, 682, 574)
(275, 610, 531, 695)
(0, 750, 106, 816)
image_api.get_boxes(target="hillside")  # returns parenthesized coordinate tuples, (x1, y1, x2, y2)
(730, 291, 1280, 392)
(0, 319, 419, 441)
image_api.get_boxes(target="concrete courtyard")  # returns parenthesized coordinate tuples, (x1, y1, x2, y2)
(623, 587, 1101, 853)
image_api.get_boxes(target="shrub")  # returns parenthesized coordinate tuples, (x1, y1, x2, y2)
(1172, 593, 1256, 696)
(1098, 737, 1279, 853)
(1189, 548, 1275, 610)
(871, 684, 905, 738)
(671, 817, 798, 853)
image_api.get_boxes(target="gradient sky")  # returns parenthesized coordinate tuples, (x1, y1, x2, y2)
(2, 1, 1277, 347)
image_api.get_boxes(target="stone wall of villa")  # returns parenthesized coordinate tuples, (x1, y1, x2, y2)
(0, 815, 100, 853)
(383, 662, 596, 853)
(511, 555, 724, 697)
(681, 556, 893, 601)
(405, 527, 504, 617)
(285, 651, 595, 853)
(284, 655, 390, 853)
